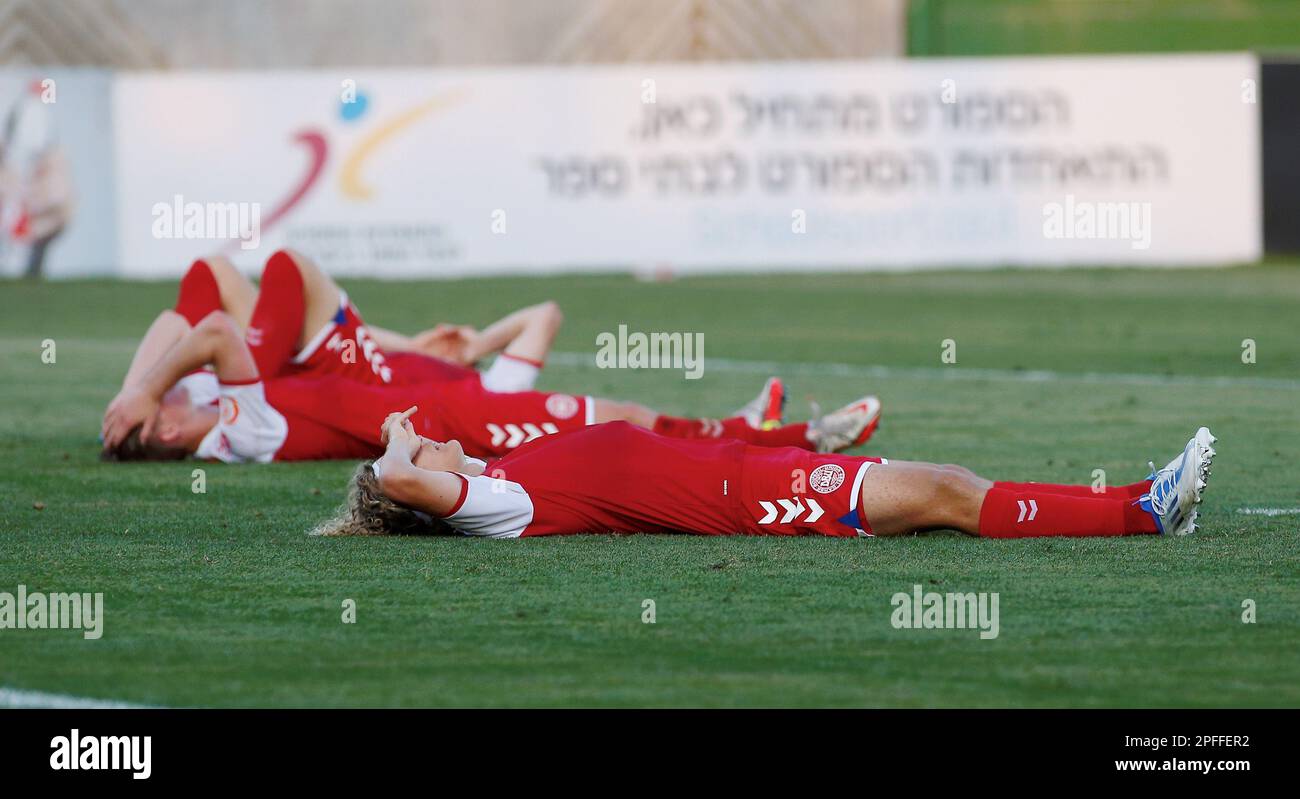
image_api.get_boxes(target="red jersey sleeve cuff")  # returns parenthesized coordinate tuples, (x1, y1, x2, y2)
(499, 352, 544, 368)
(445, 473, 471, 516)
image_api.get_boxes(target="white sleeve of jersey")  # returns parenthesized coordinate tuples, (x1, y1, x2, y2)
(193, 381, 288, 463)
(445, 474, 534, 539)
(176, 370, 220, 407)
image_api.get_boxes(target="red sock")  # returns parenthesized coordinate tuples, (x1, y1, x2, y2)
(977, 483, 1158, 538)
(728, 419, 812, 449)
(652, 416, 813, 449)
(996, 480, 1152, 498)
(173, 259, 223, 326)
(245, 250, 305, 379)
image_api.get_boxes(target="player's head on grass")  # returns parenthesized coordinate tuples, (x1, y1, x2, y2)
(312, 461, 454, 537)
(314, 431, 482, 537)
(101, 386, 215, 461)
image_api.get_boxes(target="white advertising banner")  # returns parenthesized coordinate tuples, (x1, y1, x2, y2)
(113, 55, 1261, 277)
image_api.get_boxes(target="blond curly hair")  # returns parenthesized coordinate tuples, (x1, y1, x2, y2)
(311, 462, 452, 537)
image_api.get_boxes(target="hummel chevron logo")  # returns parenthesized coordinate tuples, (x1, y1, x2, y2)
(700, 419, 723, 437)
(486, 422, 560, 448)
(756, 497, 825, 525)
(1016, 499, 1039, 522)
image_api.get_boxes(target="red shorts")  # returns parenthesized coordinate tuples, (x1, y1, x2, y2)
(283, 302, 483, 388)
(279, 301, 395, 385)
(736, 447, 885, 537)
(409, 378, 594, 457)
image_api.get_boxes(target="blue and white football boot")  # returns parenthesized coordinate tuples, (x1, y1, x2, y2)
(1138, 427, 1216, 536)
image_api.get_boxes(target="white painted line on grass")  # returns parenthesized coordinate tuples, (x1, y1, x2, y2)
(546, 351, 1300, 391)
(1235, 507, 1300, 517)
(0, 686, 151, 709)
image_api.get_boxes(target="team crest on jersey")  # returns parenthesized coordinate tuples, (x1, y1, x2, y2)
(809, 463, 845, 494)
(220, 396, 240, 425)
(545, 393, 579, 420)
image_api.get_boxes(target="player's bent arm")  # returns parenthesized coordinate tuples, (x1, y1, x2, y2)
(139, 310, 258, 396)
(464, 301, 563, 365)
(120, 255, 259, 389)
(373, 451, 464, 516)
(121, 310, 191, 389)
(103, 311, 258, 448)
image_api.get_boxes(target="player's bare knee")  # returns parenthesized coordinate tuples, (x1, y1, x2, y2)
(935, 470, 990, 531)
(532, 300, 564, 335)
(540, 300, 563, 325)
(911, 465, 971, 528)
(196, 309, 238, 338)
(208, 258, 252, 294)
(203, 254, 240, 280)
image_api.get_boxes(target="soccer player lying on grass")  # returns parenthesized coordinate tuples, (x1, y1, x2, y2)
(100, 305, 880, 462)
(116, 249, 565, 406)
(315, 406, 1215, 540)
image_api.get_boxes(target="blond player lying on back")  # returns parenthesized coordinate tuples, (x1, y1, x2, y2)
(314, 406, 1216, 540)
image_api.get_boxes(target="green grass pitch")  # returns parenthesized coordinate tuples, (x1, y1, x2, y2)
(2, 264, 1298, 707)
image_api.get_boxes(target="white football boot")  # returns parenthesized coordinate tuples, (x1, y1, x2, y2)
(1138, 427, 1216, 536)
(734, 377, 786, 430)
(806, 395, 882, 453)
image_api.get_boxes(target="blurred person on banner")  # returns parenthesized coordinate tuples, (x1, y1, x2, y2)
(0, 80, 75, 278)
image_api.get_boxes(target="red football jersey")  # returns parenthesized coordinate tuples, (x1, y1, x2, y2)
(196, 375, 592, 462)
(445, 422, 883, 538)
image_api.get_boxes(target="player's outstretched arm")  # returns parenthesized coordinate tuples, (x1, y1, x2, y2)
(102, 311, 258, 449)
(372, 407, 465, 514)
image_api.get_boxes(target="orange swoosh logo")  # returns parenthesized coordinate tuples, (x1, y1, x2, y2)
(339, 90, 466, 200)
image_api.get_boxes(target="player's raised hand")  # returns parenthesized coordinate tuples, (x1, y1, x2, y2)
(413, 324, 476, 364)
(380, 406, 419, 446)
(102, 385, 161, 451)
(101, 388, 129, 436)
(450, 325, 482, 365)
